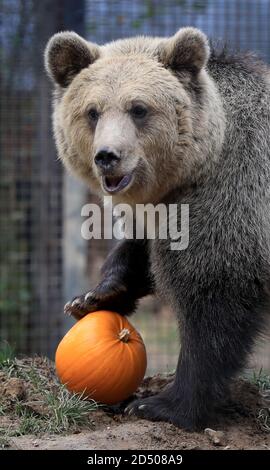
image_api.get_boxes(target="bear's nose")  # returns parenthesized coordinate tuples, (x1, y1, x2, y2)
(94, 147, 120, 172)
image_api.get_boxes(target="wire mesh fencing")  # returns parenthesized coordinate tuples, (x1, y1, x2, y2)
(0, 0, 270, 373)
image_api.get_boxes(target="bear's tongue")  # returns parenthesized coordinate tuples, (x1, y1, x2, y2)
(103, 174, 132, 193)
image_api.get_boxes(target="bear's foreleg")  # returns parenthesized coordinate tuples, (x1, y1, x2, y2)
(64, 239, 154, 319)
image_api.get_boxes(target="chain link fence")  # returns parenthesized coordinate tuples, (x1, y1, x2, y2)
(1, 0, 270, 373)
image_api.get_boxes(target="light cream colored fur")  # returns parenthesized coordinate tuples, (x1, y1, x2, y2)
(45, 28, 225, 205)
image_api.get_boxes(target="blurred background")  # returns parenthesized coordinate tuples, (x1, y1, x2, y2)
(1, 0, 270, 374)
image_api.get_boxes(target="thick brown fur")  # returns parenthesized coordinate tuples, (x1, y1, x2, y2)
(45, 28, 270, 430)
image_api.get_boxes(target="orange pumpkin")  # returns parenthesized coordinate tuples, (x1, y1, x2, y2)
(55, 310, 147, 405)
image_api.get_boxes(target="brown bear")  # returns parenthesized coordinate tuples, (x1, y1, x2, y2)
(45, 27, 270, 429)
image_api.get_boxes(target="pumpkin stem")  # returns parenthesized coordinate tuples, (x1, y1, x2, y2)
(119, 328, 130, 343)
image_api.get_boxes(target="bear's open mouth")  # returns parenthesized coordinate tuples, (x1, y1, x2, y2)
(102, 174, 133, 194)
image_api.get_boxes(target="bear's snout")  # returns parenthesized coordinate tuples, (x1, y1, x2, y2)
(94, 147, 121, 174)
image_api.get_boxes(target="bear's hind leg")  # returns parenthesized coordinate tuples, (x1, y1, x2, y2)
(127, 284, 265, 429)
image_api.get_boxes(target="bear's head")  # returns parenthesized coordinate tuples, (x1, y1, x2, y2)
(45, 28, 225, 205)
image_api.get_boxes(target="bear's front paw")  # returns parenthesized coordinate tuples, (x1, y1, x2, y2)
(64, 292, 95, 320)
(64, 279, 134, 320)
(125, 392, 198, 430)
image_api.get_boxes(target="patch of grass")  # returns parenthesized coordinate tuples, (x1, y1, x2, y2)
(0, 356, 99, 443)
(44, 386, 97, 433)
(0, 403, 7, 416)
(0, 434, 10, 449)
(12, 388, 97, 435)
(257, 408, 270, 432)
(251, 368, 270, 393)
(250, 369, 270, 432)
(0, 356, 53, 386)
(8, 388, 97, 437)
(0, 341, 15, 366)
(17, 409, 45, 435)
(23, 362, 49, 391)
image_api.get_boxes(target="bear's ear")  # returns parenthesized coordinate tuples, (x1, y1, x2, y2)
(159, 27, 210, 74)
(44, 31, 100, 87)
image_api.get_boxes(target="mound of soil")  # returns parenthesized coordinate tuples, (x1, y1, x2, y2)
(1, 358, 270, 450)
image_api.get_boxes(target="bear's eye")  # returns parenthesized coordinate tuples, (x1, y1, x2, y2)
(88, 108, 99, 123)
(130, 105, 148, 120)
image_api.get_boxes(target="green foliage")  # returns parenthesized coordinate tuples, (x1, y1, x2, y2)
(251, 368, 270, 392)
(131, 19, 143, 29)
(13, 388, 97, 435)
(129, 0, 209, 31)
(0, 341, 15, 365)
(250, 369, 270, 433)
(191, 0, 209, 11)
(0, 435, 10, 450)
(44, 387, 97, 433)
(0, 356, 98, 443)
(0, 163, 31, 351)
(17, 410, 44, 435)
(257, 408, 270, 432)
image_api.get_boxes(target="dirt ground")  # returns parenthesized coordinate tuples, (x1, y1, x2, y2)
(1, 358, 270, 450)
